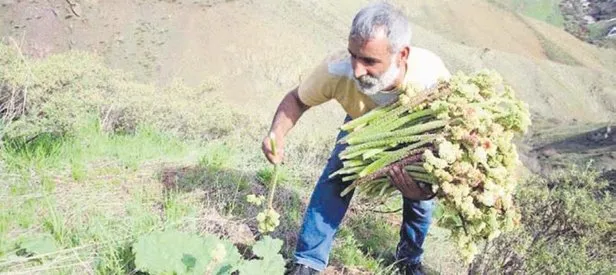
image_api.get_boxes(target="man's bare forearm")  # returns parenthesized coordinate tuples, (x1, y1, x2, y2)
(269, 88, 310, 138)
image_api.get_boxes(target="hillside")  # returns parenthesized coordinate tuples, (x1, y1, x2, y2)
(1, 0, 616, 274)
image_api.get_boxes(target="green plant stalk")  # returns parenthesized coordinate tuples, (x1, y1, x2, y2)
(355, 170, 435, 197)
(406, 171, 437, 185)
(358, 170, 438, 184)
(328, 165, 365, 179)
(347, 120, 447, 145)
(364, 103, 410, 128)
(343, 159, 366, 168)
(267, 135, 279, 210)
(341, 133, 439, 157)
(405, 164, 427, 173)
(358, 139, 433, 177)
(342, 108, 436, 142)
(341, 147, 384, 160)
(340, 103, 408, 143)
(342, 174, 359, 182)
(361, 148, 386, 160)
(340, 102, 399, 131)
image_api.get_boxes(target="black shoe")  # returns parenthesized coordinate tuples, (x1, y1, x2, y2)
(398, 262, 427, 275)
(286, 263, 320, 275)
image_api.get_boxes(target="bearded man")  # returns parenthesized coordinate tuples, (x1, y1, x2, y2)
(262, 3, 451, 275)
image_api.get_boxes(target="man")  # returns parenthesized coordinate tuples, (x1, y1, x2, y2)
(262, 3, 450, 275)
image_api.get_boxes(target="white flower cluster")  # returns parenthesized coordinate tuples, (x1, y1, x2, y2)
(421, 70, 529, 263)
(334, 70, 530, 263)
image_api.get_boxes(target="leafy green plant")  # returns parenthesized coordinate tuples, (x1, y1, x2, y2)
(236, 236, 285, 275)
(133, 230, 286, 275)
(133, 230, 241, 275)
(16, 234, 58, 257)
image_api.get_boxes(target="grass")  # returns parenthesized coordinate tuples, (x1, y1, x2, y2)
(0, 114, 212, 272)
(0, 43, 465, 274)
(331, 227, 384, 273)
(490, 0, 565, 27)
(0, 115, 465, 274)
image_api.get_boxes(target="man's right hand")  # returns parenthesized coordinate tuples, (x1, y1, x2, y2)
(262, 133, 285, 164)
(262, 88, 308, 165)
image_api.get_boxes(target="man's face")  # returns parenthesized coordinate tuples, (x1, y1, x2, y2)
(348, 31, 403, 95)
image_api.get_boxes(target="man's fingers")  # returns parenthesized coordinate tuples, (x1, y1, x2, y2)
(389, 165, 409, 189)
(388, 165, 401, 186)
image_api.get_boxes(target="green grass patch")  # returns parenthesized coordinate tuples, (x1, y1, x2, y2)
(491, 0, 565, 27)
(331, 227, 382, 272)
(346, 214, 399, 260)
(1, 117, 200, 177)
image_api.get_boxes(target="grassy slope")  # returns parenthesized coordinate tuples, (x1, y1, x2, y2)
(1, 0, 616, 274)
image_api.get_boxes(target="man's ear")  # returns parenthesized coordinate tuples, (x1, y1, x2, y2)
(399, 46, 410, 64)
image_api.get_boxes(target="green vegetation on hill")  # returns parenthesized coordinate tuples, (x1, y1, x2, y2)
(0, 43, 416, 274)
(490, 0, 565, 27)
(471, 166, 615, 274)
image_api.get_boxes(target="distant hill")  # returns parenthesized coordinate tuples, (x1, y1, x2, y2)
(1, 0, 615, 172)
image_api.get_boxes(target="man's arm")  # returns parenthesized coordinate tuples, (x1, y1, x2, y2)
(262, 87, 310, 164)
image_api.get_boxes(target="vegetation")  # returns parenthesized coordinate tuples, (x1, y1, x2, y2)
(490, 0, 565, 27)
(471, 166, 615, 274)
(0, 27, 614, 274)
(0, 42, 404, 274)
(335, 71, 531, 263)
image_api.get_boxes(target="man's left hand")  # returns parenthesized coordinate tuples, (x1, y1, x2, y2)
(388, 164, 434, 200)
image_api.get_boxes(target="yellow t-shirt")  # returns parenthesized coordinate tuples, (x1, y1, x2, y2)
(298, 47, 451, 119)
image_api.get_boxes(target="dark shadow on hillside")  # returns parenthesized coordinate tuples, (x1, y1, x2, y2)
(529, 125, 616, 173)
(533, 125, 616, 153)
(158, 163, 307, 257)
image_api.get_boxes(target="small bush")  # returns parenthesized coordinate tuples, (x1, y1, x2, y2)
(470, 166, 615, 274)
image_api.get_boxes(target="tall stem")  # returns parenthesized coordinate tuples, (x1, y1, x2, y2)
(267, 133, 279, 209)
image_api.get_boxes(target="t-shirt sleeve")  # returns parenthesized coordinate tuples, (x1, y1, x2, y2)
(297, 60, 336, 107)
(423, 52, 452, 89)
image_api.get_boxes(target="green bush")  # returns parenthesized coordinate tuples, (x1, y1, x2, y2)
(470, 166, 615, 274)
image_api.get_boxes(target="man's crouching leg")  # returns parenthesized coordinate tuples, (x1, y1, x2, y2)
(396, 198, 435, 269)
(293, 120, 354, 272)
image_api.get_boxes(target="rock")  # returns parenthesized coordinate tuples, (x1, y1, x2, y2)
(226, 223, 255, 246)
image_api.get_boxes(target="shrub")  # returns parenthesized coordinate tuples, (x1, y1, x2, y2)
(470, 165, 615, 274)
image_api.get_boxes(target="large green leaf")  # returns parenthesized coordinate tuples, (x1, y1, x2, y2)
(133, 230, 241, 275)
(236, 236, 285, 275)
(18, 234, 58, 256)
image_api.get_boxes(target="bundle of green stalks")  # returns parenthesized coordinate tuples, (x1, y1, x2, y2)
(331, 70, 531, 263)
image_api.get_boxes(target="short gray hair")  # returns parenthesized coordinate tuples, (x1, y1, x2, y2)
(349, 2, 412, 53)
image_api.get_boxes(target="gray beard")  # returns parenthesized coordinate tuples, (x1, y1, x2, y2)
(354, 61, 401, 96)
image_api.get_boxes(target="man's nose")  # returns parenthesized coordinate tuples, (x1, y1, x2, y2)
(352, 60, 366, 79)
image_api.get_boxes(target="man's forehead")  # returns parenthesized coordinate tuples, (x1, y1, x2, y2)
(348, 34, 391, 58)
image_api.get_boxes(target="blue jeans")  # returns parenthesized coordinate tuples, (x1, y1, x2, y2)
(294, 117, 435, 271)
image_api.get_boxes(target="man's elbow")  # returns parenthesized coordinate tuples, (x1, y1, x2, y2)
(289, 88, 310, 112)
